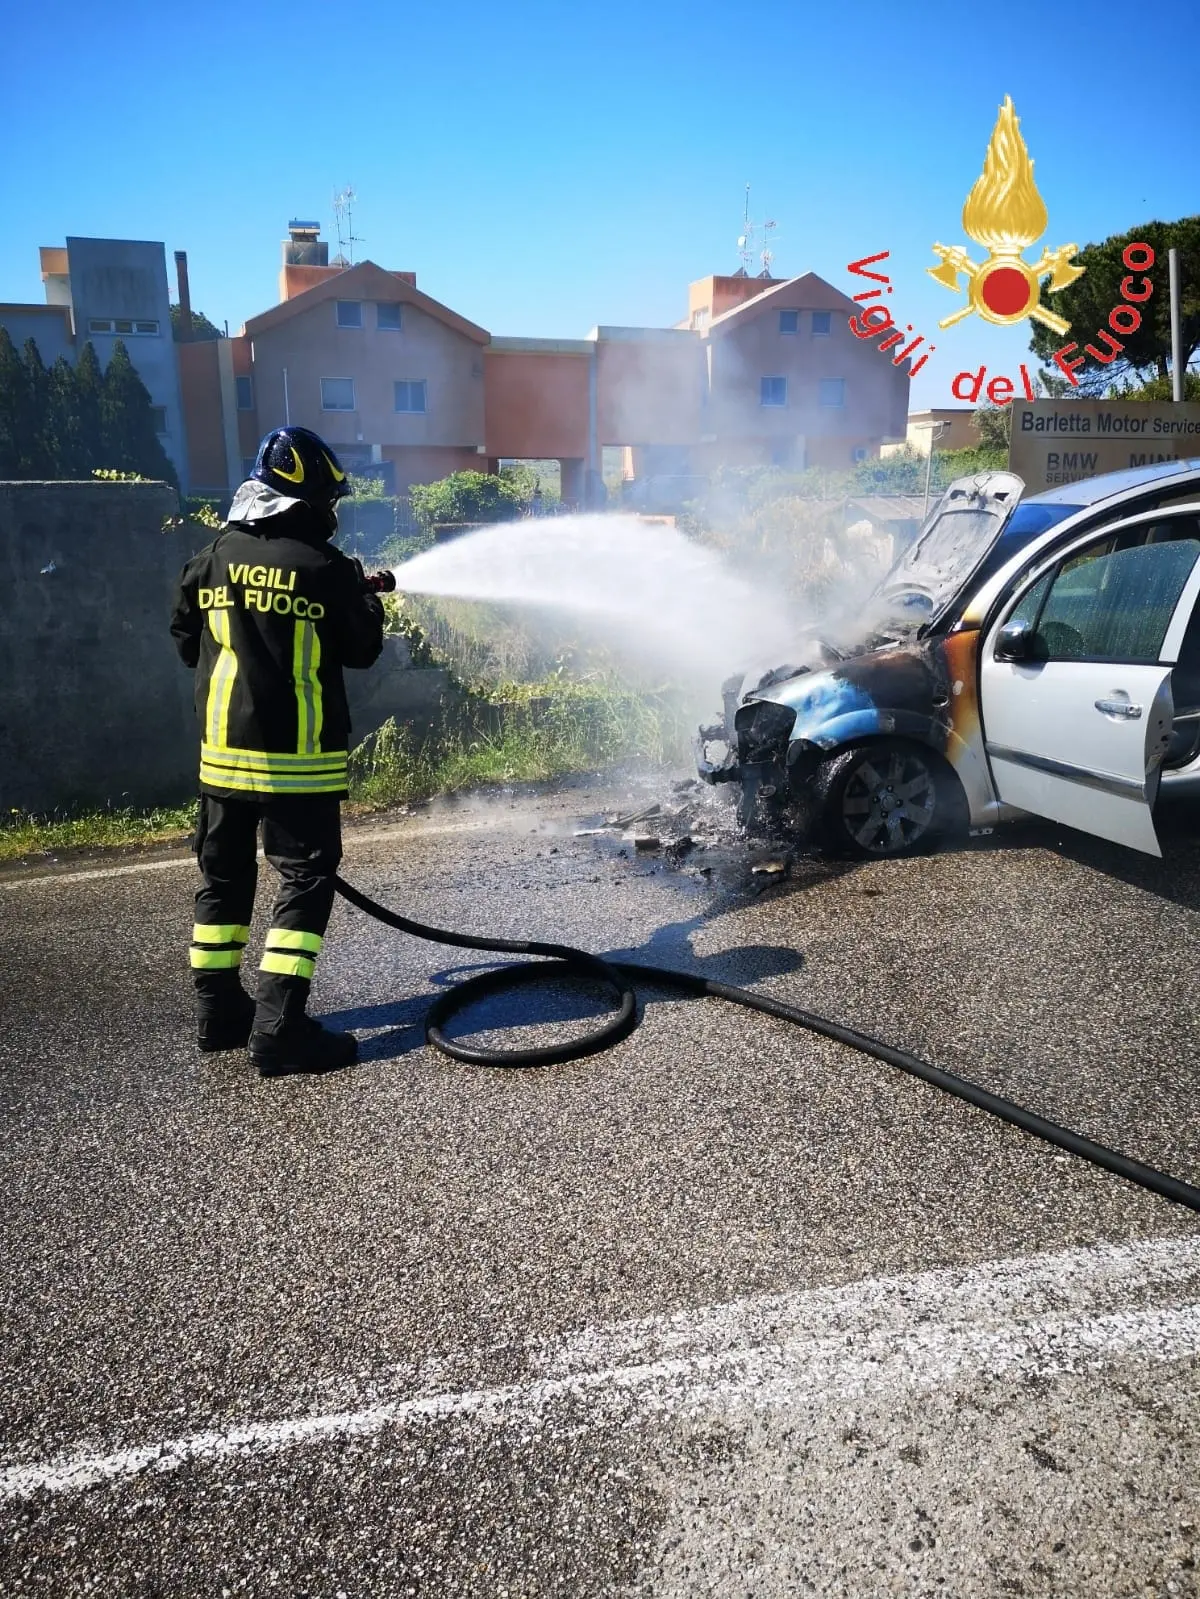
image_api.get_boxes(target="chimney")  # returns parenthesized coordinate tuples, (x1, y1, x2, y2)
(174, 250, 193, 341)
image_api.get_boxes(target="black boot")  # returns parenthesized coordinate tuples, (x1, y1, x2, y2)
(195, 971, 257, 1053)
(248, 977, 357, 1078)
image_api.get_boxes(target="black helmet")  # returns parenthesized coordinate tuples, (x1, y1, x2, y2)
(252, 427, 353, 511)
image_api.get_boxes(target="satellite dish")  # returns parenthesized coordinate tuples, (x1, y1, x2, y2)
(737, 234, 748, 250)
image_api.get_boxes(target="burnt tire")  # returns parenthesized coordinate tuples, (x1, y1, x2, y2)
(814, 740, 967, 859)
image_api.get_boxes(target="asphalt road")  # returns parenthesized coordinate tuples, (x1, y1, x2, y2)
(2, 774, 1199, 1597)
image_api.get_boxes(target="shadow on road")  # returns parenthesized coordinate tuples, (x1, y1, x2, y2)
(329, 913, 805, 1066)
(969, 797, 1200, 915)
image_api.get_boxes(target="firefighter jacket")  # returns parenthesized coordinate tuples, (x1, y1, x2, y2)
(170, 494, 385, 800)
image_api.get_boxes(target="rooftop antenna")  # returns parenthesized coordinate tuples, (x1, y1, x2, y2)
(736, 184, 778, 277)
(332, 185, 364, 266)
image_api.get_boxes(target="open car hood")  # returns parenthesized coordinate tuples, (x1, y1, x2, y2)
(868, 470, 1024, 622)
(729, 471, 1027, 708)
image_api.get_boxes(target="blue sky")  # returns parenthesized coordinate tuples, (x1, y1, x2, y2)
(2, 0, 1194, 410)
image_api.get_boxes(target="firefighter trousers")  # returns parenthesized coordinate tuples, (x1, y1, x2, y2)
(190, 793, 343, 1032)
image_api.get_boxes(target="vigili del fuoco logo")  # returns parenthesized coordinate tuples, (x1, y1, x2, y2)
(927, 95, 1084, 336)
(845, 97, 1155, 403)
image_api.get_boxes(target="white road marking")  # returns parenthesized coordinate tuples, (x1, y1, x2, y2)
(0, 855, 195, 889)
(4, 1232, 1199, 1502)
(0, 819, 541, 890)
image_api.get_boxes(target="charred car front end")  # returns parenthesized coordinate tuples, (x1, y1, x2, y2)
(696, 638, 975, 854)
(696, 463, 1200, 858)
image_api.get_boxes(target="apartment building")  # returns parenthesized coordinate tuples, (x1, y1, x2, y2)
(880, 407, 983, 457)
(3, 223, 910, 504)
(236, 256, 490, 498)
(0, 237, 190, 489)
(218, 223, 910, 505)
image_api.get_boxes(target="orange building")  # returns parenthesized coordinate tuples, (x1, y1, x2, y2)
(181, 222, 910, 507)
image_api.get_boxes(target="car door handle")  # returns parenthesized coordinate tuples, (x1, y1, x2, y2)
(1095, 698, 1143, 720)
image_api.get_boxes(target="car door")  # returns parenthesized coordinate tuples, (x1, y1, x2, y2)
(978, 520, 1200, 856)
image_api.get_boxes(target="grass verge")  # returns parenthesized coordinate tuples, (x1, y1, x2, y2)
(347, 683, 691, 810)
(0, 802, 199, 864)
(0, 686, 693, 864)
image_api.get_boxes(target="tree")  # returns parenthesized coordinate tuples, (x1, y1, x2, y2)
(74, 341, 106, 473)
(99, 340, 178, 486)
(1028, 216, 1200, 395)
(20, 339, 58, 478)
(1104, 370, 1200, 403)
(408, 470, 522, 532)
(973, 404, 1011, 452)
(170, 303, 224, 341)
(47, 356, 82, 474)
(0, 328, 25, 477)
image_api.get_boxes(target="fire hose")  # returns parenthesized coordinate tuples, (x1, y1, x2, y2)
(332, 872, 1200, 1215)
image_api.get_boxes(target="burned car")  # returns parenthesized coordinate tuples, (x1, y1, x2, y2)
(698, 460, 1200, 859)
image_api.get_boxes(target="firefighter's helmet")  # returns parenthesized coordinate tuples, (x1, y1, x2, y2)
(251, 428, 354, 511)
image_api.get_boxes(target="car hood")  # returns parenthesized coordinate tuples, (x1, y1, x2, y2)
(867, 470, 1024, 619)
(757, 644, 937, 727)
(733, 471, 1024, 702)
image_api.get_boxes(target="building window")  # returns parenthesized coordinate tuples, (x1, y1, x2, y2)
(819, 378, 845, 408)
(690, 307, 710, 331)
(394, 380, 427, 413)
(779, 310, 799, 334)
(812, 311, 832, 336)
(377, 303, 402, 331)
(87, 317, 159, 336)
(150, 406, 168, 434)
(760, 376, 787, 408)
(321, 377, 356, 411)
(336, 301, 363, 328)
(235, 375, 254, 410)
(852, 446, 868, 462)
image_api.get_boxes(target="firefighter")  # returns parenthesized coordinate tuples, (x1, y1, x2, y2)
(170, 427, 385, 1076)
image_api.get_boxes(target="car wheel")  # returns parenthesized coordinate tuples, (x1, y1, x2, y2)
(814, 741, 965, 859)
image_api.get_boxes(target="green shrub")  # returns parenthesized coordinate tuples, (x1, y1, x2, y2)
(408, 471, 523, 532)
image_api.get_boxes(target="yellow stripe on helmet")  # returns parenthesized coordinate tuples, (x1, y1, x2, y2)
(274, 443, 306, 484)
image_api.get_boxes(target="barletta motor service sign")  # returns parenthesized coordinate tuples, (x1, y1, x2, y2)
(1008, 400, 1200, 492)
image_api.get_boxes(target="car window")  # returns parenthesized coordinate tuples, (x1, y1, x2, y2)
(1004, 571, 1053, 634)
(1033, 539, 1200, 663)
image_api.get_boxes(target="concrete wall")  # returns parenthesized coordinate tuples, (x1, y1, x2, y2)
(377, 445, 491, 501)
(0, 482, 448, 816)
(345, 637, 450, 743)
(484, 344, 590, 459)
(178, 340, 242, 495)
(0, 304, 74, 366)
(595, 330, 704, 448)
(884, 408, 982, 456)
(0, 480, 197, 813)
(688, 274, 785, 328)
(230, 336, 260, 476)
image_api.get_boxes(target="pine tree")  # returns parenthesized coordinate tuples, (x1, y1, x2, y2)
(21, 339, 58, 477)
(48, 356, 83, 476)
(74, 342, 105, 473)
(99, 340, 178, 487)
(0, 328, 24, 478)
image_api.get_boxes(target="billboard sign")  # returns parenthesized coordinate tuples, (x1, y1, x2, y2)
(1008, 400, 1200, 492)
